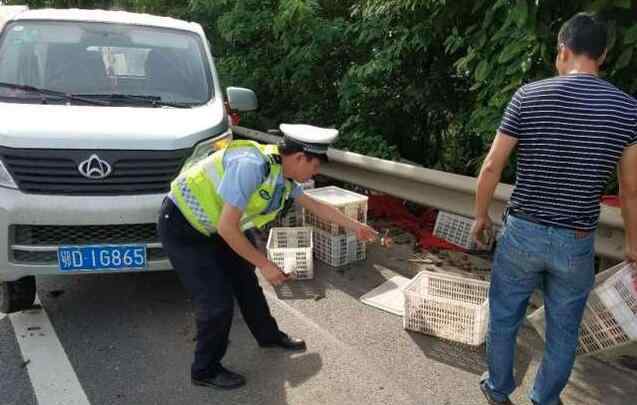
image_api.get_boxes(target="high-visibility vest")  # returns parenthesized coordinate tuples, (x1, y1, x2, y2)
(170, 140, 293, 236)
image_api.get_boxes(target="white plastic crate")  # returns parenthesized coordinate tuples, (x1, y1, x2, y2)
(266, 227, 314, 280)
(528, 262, 637, 356)
(304, 186, 368, 235)
(313, 227, 366, 267)
(274, 205, 305, 227)
(403, 270, 490, 346)
(433, 211, 495, 250)
(272, 179, 315, 227)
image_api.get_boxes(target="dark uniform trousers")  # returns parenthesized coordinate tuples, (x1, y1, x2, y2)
(157, 198, 281, 378)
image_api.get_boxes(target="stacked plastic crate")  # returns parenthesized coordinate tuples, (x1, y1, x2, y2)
(261, 180, 314, 237)
(273, 179, 315, 227)
(304, 186, 368, 267)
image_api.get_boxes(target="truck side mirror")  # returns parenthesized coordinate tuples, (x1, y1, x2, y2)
(226, 87, 258, 112)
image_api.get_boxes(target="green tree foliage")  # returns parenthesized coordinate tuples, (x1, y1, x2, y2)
(339, 1, 479, 167)
(4, 0, 637, 184)
(190, 1, 361, 146)
(188, 0, 636, 179)
(455, 0, 637, 144)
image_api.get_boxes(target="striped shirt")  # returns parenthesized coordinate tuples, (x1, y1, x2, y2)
(500, 74, 637, 230)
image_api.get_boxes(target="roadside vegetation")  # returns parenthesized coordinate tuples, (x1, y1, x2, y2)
(8, 0, 637, 189)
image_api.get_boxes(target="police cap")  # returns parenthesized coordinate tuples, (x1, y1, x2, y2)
(279, 124, 338, 156)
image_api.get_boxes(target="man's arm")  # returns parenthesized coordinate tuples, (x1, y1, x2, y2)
(217, 203, 288, 285)
(471, 131, 518, 247)
(618, 144, 637, 266)
(295, 194, 378, 242)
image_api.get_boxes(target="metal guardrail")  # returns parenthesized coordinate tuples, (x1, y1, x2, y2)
(233, 126, 626, 260)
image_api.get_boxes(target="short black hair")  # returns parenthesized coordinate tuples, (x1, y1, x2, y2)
(557, 13, 608, 60)
(278, 140, 328, 162)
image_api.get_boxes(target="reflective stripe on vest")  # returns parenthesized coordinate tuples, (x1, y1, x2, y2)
(174, 177, 217, 234)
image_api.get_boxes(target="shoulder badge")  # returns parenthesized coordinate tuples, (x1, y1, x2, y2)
(259, 189, 272, 200)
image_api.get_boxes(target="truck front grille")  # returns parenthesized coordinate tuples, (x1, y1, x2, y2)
(14, 224, 158, 245)
(0, 147, 191, 195)
(10, 224, 166, 264)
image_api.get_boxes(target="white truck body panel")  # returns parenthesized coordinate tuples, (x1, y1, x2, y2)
(0, 7, 235, 282)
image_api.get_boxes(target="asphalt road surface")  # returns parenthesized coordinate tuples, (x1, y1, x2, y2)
(1, 242, 636, 405)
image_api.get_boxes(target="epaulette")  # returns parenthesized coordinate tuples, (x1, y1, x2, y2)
(263, 153, 281, 178)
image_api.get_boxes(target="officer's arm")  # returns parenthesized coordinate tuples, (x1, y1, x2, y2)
(296, 194, 378, 241)
(217, 203, 270, 268)
(218, 203, 288, 284)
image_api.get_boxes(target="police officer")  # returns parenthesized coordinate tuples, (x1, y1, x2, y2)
(158, 124, 379, 390)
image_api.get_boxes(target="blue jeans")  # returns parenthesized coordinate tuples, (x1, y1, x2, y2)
(483, 215, 595, 405)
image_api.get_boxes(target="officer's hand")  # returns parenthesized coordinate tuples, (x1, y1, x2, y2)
(471, 215, 493, 250)
(354, 223, 379, 242)
(259, 261, 289, 286)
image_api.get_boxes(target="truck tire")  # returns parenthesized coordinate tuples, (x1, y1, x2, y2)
(0, 276, 36, 314)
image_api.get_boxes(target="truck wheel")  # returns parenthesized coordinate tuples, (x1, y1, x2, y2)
(0, 276, 36, 314)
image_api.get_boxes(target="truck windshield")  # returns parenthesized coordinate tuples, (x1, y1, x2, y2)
(0, 21, 212, 106)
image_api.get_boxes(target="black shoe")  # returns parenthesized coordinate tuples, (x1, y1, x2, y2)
(259, 332, 307, 352)
(479, 380, 513, 405)
(191, 366, 246, 390)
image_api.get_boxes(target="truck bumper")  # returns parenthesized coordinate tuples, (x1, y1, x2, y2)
(0, 187, 173, 282)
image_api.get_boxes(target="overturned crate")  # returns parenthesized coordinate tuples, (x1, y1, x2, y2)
(313, 227, 366, 267)
(304, 186, 368, 235)
(433, 211, 496, 250)
(266, 227, 314, 280)
(528, 262, 637, 356)
(403, 270, 490, 346)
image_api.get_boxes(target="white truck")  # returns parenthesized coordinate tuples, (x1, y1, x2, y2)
(0, 6, 258, 312)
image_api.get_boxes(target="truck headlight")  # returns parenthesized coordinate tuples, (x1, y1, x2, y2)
(0, 159, 17, 189)
(182, 130, 233, 170)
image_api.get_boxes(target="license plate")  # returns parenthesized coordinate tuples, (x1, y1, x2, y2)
(57, 245, 147, 272)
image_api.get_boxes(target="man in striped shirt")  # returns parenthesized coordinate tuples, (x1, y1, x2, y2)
(471, 13, 637, 405)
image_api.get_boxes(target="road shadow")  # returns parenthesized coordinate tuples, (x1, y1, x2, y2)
(564, 354, 637, 405)
(520, 324, 637, 405)
(274, 279, 325, 301)
(194, 319, 324, 405)
(36, 271, 325, 405)
(407, 331, 489, 376)
(313, 260, 392, 299)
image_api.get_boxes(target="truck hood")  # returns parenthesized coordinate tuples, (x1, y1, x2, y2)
(0, 99, 228, 150)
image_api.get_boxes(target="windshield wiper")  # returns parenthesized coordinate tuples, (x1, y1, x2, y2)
(73, 93, 192, 108)
(0, 82, 110, 106)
